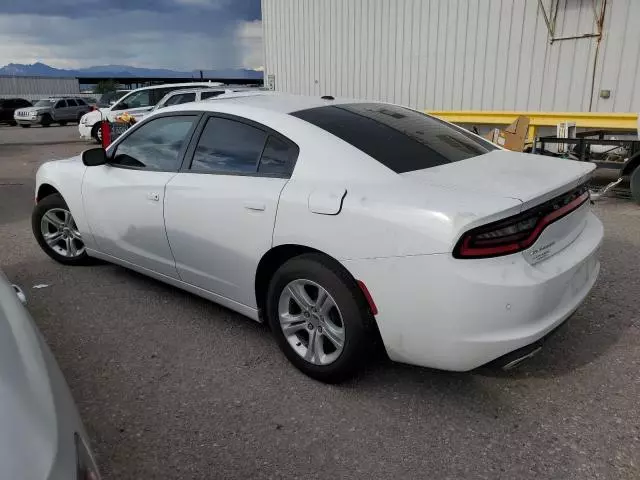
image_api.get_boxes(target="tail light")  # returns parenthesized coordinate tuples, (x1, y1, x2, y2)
(454, 185, 590, 259)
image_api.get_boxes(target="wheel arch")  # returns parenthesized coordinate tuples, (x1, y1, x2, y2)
(621, 151, 640, 176)
(36, 183, 61, 202)
(254, 244, 375, 318)
(255, 244, 324, 317)
(255, 243, 385, 354)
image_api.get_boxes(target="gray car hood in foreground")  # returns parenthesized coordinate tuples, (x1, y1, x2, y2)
(0, 270, 84, 479)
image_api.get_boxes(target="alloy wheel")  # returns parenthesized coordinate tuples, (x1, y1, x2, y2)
(40, 208, 85, 258)
(278, 279, 345, 365)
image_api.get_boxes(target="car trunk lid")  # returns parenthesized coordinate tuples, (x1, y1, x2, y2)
(402, 151, 595, 262)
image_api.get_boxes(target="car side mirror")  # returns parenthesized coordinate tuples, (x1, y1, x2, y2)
(82, 148, 108, 166)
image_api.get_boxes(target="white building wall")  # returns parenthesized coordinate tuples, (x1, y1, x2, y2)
(0, 76, 80, 101)
(262, 0, 640, 112)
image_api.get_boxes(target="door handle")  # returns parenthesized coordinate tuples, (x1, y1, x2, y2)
(147, 192, 160, 202)
(244, 201, 266, 211)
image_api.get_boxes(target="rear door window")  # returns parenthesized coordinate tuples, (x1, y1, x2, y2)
(291, 103, 497, 173)
(189, 116, 267, 174)
(66, 99, 78, 106)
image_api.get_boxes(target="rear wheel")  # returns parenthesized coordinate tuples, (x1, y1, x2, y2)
(630, 165, 640, 205)
(91, 122, 103, 144)
(32, 193, 92, 266)
(266, 254, 373, 383)
(9, 120, 17, 126)
(41, 114, 52, 127)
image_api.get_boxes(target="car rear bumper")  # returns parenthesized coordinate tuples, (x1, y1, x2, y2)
(342, 211, 603, 371)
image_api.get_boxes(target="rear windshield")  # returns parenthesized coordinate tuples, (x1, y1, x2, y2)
(291, 103, 497, 173)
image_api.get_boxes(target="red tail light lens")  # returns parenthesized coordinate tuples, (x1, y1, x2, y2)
(454, 185, 590, 259)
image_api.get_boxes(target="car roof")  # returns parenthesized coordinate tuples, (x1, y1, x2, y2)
(163, 87, 228, 96)
(131, 82, 224, 92)
(171, 92, 365, 114)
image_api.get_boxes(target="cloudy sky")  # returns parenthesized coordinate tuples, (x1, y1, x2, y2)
(0, 0, 262, 71)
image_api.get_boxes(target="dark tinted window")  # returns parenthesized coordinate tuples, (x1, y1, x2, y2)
(190, 117, 267, 174)
(76, 98, 86, 105)
(19, 99, 32, 107)
(66, 99, 78, 106)
(291, 103, 497, 173)
(258, 135, 299, 177)
(200, 90, 225, 99)
(166, 92, 196, 106)
(112, 115, 196, 171)
(54, 100, 67, 108)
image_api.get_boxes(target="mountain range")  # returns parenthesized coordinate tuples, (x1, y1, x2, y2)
(0, 62, 263, 80)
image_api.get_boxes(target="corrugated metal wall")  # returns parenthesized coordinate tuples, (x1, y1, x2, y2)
(262, 0, 640, 112)
(0, 76, 80, 101)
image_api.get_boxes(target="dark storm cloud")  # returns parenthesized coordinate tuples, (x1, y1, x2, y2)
(0, 0, 262, 70)
(0, 0, 260, 21)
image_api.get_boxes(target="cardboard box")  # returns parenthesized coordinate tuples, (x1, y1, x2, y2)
(483, 116, 530, 151)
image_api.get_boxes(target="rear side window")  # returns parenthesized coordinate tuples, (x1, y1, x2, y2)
(291, 103, 496, 173)
(190, 117, 267, 174)
(166, 92, 196, 106)
(66, 99, 78, 106)
(258, 136, 299, 177)
(76, 99, 86, 106)
(200, 90, 225, 99)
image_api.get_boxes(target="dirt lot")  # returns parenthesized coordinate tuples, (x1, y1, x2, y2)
(1, 125, 639, 479)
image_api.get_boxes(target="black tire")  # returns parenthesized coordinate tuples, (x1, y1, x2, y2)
(9, 120, 17, 126)
(266, 253, 373, 383)
(631, 165, 640, 205)
(59, 121, 68, 126)
(20, 124, 30, 128)
(91, 122, 103, 144)
(32, 193, 92, 266)
(41, 114, 52, 127)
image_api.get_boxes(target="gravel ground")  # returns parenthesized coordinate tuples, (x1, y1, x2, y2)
(1, 126, 639, 479)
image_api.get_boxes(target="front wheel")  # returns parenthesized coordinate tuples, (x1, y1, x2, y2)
(91, 122, 103, 144)
(41, 114, 52, 127)
(32, 193, 92, 265)
(266, 254, 373, 383)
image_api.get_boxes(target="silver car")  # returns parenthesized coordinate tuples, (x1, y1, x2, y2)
(14, 97, 91, 128)
(0, 270, 100, 479)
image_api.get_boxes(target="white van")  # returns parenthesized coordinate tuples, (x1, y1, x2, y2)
(78, 82, 223, 142)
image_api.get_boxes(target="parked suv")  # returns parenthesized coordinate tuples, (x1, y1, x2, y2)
(14, 97, 91, 128)
(0, 98, 32, 125)
(78, 82, 223, 142)
(152, 86, 265, 112)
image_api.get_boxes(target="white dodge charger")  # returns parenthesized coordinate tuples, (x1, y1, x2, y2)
(32, 93, 603, 382)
